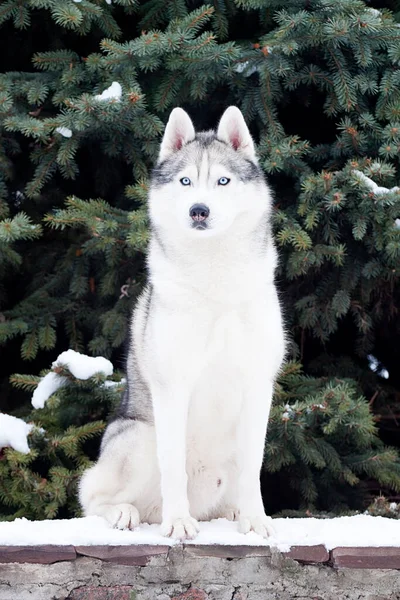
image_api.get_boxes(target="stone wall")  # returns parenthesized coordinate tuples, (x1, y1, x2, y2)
(0, 544, 399, 600)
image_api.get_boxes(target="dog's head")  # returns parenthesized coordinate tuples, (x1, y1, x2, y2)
(149, 107, 272, 240)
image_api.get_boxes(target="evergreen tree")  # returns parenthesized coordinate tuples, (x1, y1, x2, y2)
(1, 359, 122, 520)
(0, 0, 399, 517)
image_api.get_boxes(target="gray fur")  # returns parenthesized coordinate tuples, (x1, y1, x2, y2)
(151, 131, 263, 188)
(122, 286, 153, 422)
(101, 286, 154, 454)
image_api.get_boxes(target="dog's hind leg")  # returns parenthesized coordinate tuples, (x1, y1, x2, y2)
(79, 420, 161, 529)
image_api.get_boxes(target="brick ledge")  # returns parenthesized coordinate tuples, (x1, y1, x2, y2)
(0, 544, 399, 568)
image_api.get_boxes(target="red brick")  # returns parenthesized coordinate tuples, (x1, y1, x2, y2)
(172, 589, 208, 600)
(284, 545, 329, 563)
(0, 545, 76, 564)
(69, 586, 135, 600)
(332, 547, 400, 569)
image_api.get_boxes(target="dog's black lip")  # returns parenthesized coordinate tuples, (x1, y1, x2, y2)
(192, 222, 208, 230)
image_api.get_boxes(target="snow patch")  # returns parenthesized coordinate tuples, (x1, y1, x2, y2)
(32, 350, 114, 409)
(282, 403, 294, 419)
(0, 414, 33, 454)
(103, 378, 126, 388)
(367, 354, 389, 380)
(55, 127, 73, 138)
(234, 61, 258, 76)
(0, 515, 400, 551)
(353, 170, 400, 195)
(366, 8, 381, 18)
(32, 372, 65, 410)
(14, 190, 25, 207)
(55, 350, 113, 380)
(95, 82, 121, 102)
(395, 218, 400, 229)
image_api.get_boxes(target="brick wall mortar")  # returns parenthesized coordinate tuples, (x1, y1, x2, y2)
(0, 545, 399, 600)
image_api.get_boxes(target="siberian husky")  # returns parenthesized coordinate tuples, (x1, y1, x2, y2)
(79, 106, 285, 540)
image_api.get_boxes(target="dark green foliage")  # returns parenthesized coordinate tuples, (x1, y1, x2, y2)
(0, 0, 399, 517)
(267, 362, 400, 513)
(0, 365, 123, 520)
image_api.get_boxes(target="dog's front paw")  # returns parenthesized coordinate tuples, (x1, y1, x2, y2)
(102, 503, 140, 530)
(239, 514, 275, 538)
(161, 516, 200, 540)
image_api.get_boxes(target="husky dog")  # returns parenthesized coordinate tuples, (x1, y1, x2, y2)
(79, 106, 285, 540)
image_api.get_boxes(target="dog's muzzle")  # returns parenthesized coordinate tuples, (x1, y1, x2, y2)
(190, 204, 210, 229)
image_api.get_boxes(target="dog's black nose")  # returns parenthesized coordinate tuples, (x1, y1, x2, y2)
(189, 204, 210, 222)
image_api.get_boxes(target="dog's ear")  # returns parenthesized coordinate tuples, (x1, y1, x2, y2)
(217, 106, 256, 159)
(159, 108, 195, 162)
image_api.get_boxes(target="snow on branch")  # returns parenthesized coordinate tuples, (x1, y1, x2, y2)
(32, 350, 114, 409)
(0, 414, 33, 454)
(94, 82, 121, 102)
(55, 127, 73, 138)
(353, 170, 400, 195)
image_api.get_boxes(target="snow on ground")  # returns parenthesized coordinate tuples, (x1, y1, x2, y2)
(32, 350, 113, 409)
(0, 515, 399, 552)
(0, 414, 33, 454)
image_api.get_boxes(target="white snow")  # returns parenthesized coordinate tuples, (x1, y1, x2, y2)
(106, 0, 112, 4)
(395, 218, 400, 229)
(234, 61, 258, 76)
(14, 190, 25, 207)
(103, 378, 126, 388)
(0, 515, 399, 551)
(32, 372, 65, 409)
(32, 350, 114, 409)
(353, 170, 400, 195)
(55, 350, 113, 380)
(366, 8, 381, 18)
(94, 82, 121, 102)
(55, 127, 73, 138)
(0, 414, 33, 454)
(282, 403, 295, 419)
(367, 354, 389, 380)
(73, 0, 82, 2)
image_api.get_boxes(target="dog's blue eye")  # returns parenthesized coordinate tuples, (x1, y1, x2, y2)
(218, 177, 230, 186)
(180, 177, 191, 186)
